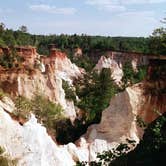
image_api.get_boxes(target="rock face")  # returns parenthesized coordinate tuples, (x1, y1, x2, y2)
(0, 71, 76, 120)
(0, 47, 83, 120)
(76, 82, 166, 162)
(0, 47, 165, 165)
(41, 48, 83, 84)
(15, 46, 38, 66)
(76, 84, 144, 161)
(95, 55, 123, 84)
(0, 82, 165, 165)
(95, 51, 149, 84)
(0, 101, 75, 166)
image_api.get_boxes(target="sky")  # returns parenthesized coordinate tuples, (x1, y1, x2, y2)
(0, 0, 165, 36)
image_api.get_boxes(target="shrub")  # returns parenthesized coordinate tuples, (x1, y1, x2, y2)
(134, 66, 147, 83)
(72, 54, 95, 72)
(122, 61, 147, 88)
(0, 49, 24, 69)
(14, 94, 64, 136)
(14, 96, 32, 120)
(32, 94, 64, 129)
(62, 80, 76, 102)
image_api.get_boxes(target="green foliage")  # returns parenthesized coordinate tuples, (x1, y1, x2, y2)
(76, 68, 117, 123)
(72, 54, 95, 72)
(14, 96, 32, 120)
(122, 62, 147, 88)
(0, 49, 24, 69)
(0, 38, 6, 47)
(77, 113, 166, 166)
(123, 112, 166, 166)
(14, 94, 64, 131)
(0, 23, 5, 32)
(0, 146, 4, 155)
(32, 94, 64, 129)
(0, 23, 151, 56)
(122, 61, 135, 87)
(76, 139, 136, 166)
(62, 80, 76, 102)
(149, 27, 166, 55)
(134, 66, 147, 83)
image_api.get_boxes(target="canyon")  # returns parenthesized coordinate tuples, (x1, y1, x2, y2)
(0, 46, 165, 165)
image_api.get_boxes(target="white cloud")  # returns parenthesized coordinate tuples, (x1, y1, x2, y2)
(86, 0, 166, 5)
(100, 5, 126, 12)
(86, 0, 126, 12)
(86, 0, 115, 5)
(86, 0, 166, 12)
(122, 0, 166, 4)
(30, 4, 77, 15)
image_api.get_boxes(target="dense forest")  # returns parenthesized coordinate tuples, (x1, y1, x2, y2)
(0, 23, 165, 56)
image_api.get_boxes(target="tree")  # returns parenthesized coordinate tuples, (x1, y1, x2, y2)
(19, 25, 28, 33)
(0, 22, 5, 32)
(149, 27, 166, 55)
(149, 17, 166, 55)
(122, 61, 135, 88)
(76, 68, 117, 122)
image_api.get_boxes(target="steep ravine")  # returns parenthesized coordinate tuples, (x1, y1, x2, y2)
(0, 81, 165, 165)
(0, 47, 165, 165)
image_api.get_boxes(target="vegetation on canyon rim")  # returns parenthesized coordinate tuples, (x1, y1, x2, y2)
(0, 21, 165, 56)
(0, 17, 165, 164)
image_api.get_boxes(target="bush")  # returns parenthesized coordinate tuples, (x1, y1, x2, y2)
(14, 94, 64, 135)
(122, 61, 147, 88)
(0, 50, 24, 69)
(62, 80, 76, 102)
(14, 96, 32, 120)
(72, 54, 95, 72)
(32, 94, 64, 129)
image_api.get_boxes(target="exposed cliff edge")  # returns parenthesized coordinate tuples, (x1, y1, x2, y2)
(0, 99, 75, 166)
(0, 46, 165, 165)
(94, 51, 149, 84)
(78, 81, 165, 161)
(0, 46, 84, 120)
(0, 81, 165, 165)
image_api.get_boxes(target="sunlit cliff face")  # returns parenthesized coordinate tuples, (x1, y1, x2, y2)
(0, 80, 165, 165)
(0, 46, 84, 121)
(0, 46, 165, 165)
(95, 51, 149, 84)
